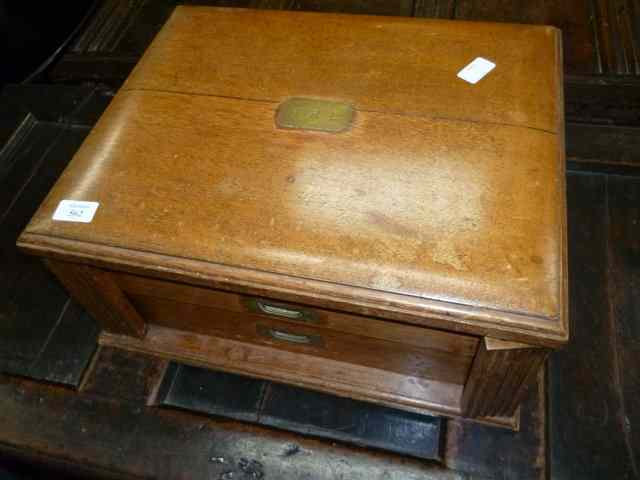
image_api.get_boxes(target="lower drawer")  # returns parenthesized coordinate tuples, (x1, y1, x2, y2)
(127, 292, 476, 386)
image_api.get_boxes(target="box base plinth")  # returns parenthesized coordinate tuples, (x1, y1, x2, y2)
(99, 325, 519, 430)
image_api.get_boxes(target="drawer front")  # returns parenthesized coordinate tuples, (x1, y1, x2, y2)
(127, 292, 475, 386)
(115, 272, 478, 358)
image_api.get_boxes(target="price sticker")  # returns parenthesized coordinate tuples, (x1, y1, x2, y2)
(52, 200, 100, 223)
(457, 57, 496, 84)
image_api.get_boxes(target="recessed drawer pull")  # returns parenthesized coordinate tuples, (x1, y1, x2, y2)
(256, 324, 325, 348)
(246, 298, 318, 323)
(269, 329, 312, 344)
(256, 301, 303, 319)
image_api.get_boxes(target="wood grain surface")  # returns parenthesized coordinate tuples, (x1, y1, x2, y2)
(125, 7, 562, 132)
(45, 259, 146, 338)
(127, 293, 475, 384)
(20, 8, 567, 346)
(461, 337, 549, 418)
(20, 85, 566, 342)
(16, 7, 567, 426)
(115, 270, 478, 355)
(100, 324, 465, 416)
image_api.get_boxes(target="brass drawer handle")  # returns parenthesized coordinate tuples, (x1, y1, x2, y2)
(256, 301, 303, 319)
(246, 298, 317, 323)
(270, 329, 312, 344)
(256, 324, 325, 348)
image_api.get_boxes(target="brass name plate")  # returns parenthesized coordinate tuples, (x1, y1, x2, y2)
(275, 98, 353, 133)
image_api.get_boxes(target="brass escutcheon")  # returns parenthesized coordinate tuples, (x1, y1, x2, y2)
(275, 98, 354, 133)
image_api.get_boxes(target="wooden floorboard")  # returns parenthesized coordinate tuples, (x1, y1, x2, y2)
(591, 0, 640, 75)
(0, 372, 461, 480)
(159, 362, 444, 460)
(548, 172, 640, 479)
(412, 0, 455, 18)
(80, 347, 168, 404)
(27, 303, 99, 386)
(0, 84, 98, 136)
(605, 174, 640, 478)
(567, 123, 640, 174)
(262, 0, 415, 15)
(0, 343, 547, 478)
(259, 381, 442, 460)
(0, 85, 110, 387)
(565, 76, 640, 127)
(565, 76, 640, 173)
(160, 363, 267, 423)
(50, 0, 640, 82)
(445, 369, 546, 480)
(453, 0, 599, 75)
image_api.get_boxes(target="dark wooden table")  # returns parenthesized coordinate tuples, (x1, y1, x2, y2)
(1, 2, 639, 479)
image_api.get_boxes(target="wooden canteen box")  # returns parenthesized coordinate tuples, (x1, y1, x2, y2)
(18, 7, 567, 429)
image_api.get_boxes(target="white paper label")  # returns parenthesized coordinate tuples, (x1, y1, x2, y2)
(52, 200, 100, 223)
(457, 57, 496, 84)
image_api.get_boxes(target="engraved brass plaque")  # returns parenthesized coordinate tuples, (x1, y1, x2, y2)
(275, 98, 353, 133)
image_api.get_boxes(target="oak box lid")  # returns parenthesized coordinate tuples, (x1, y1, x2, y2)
(20, 7, 567, 346)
